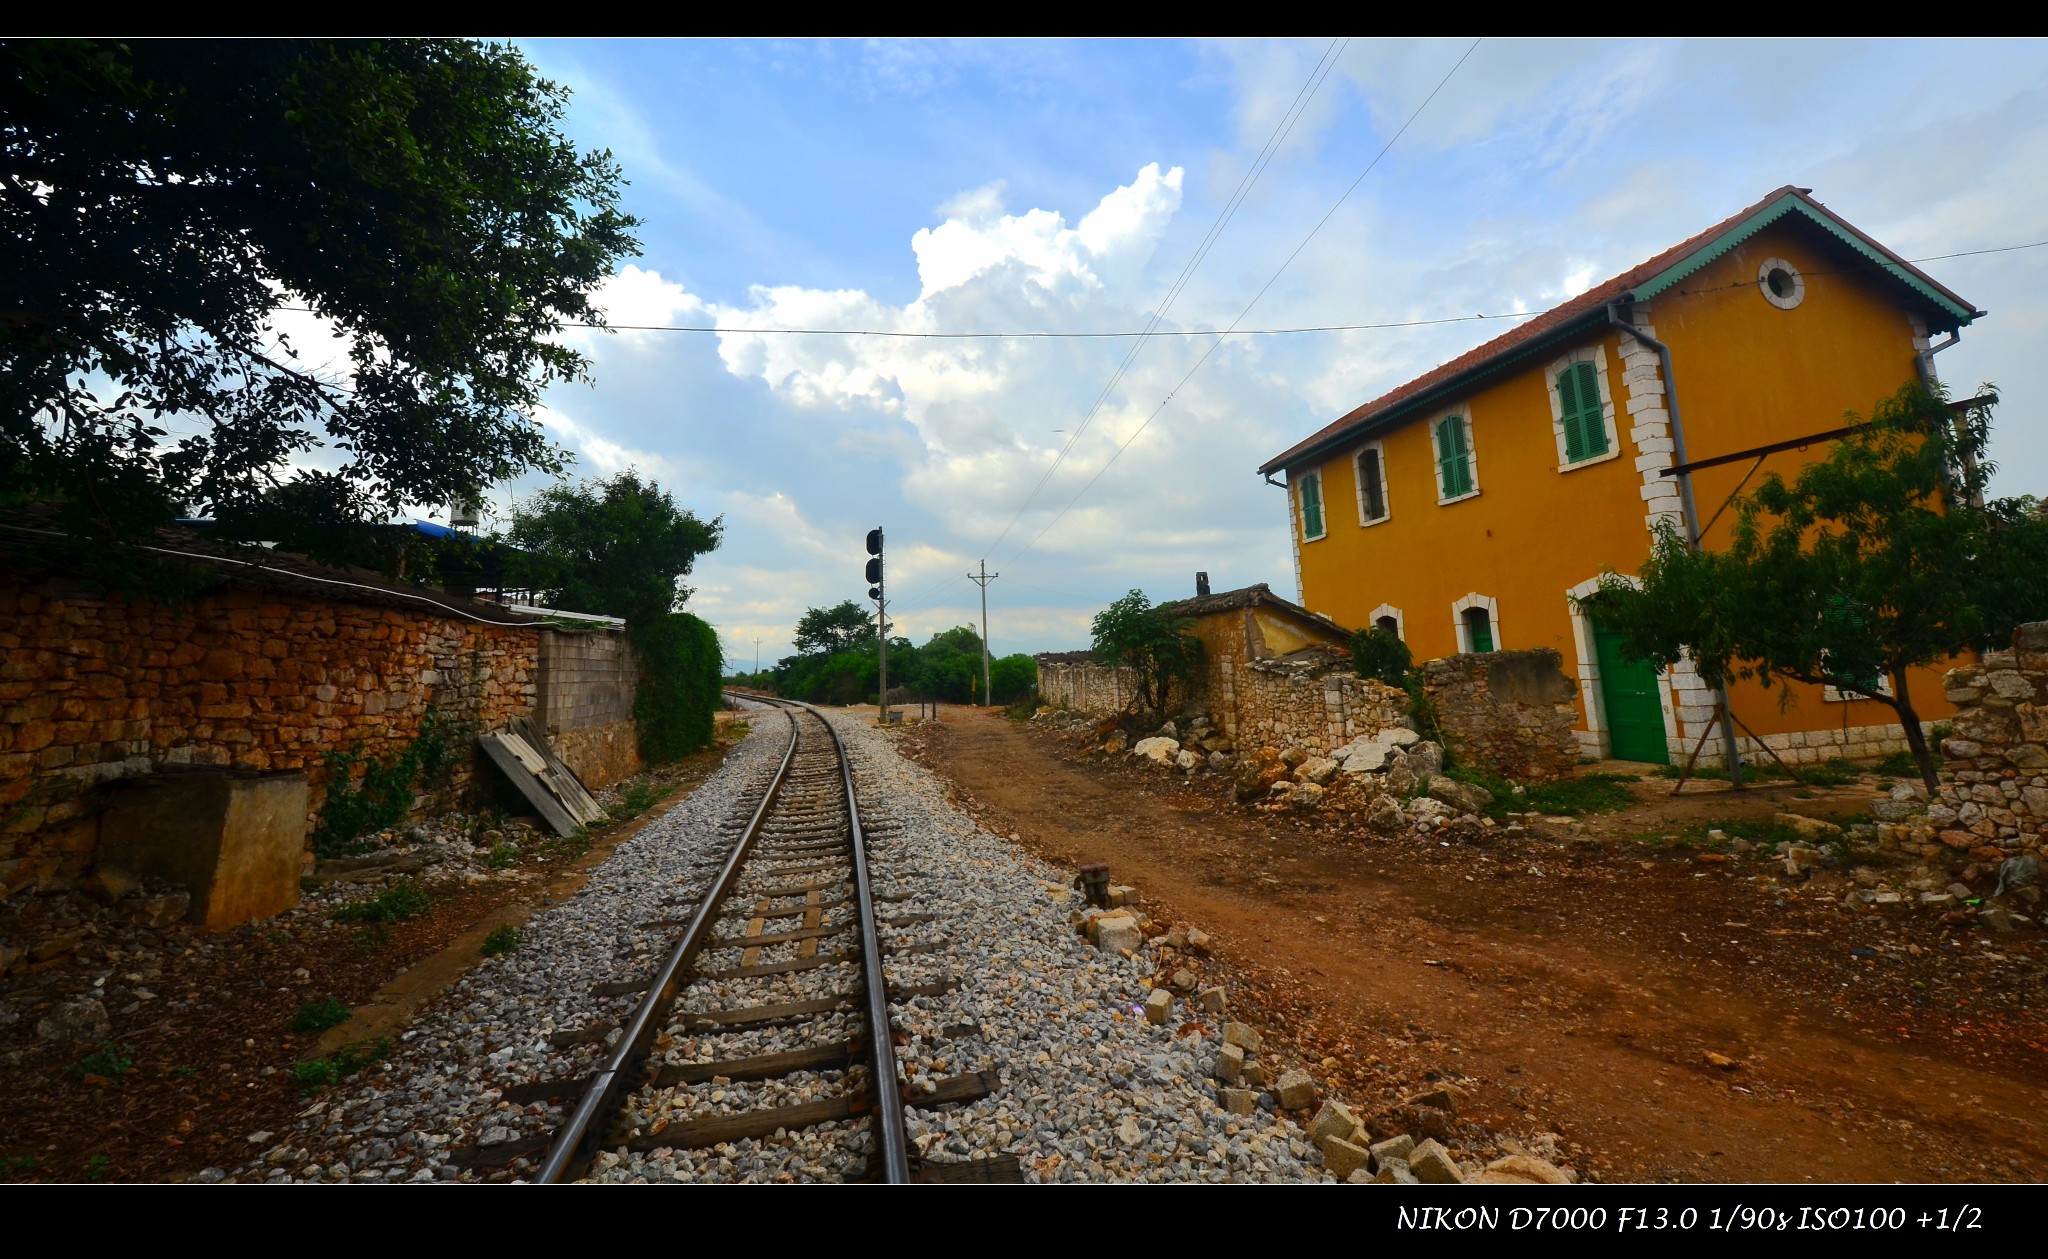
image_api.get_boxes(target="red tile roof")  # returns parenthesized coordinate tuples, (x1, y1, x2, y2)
(1259, 186, 1979, 474)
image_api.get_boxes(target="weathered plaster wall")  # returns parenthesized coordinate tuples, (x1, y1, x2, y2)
(1419, 650, 1582, 782)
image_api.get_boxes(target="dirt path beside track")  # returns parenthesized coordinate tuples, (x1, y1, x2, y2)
(903, 707, 2048, 1184)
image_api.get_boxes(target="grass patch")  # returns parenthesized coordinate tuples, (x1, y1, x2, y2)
(610, 779, 662, 821)
(70, 1042, 133, 1079)
(481, 925, 520, 956)
(481, 842, 520, 870)
(84, 1154, 109, 1182)
(1646, 816, 1813, 851)
(1446, 767, 1639, 819)
(1874, 750, 1918, 777)
(290, 997, 353, 1035)
(1004, 695, 1041, 720)
(293, 1038, 390, 1092)
(348, 923, 393, 955)
(1655, 756, 1865, 787)
(330, 878, 431, 924)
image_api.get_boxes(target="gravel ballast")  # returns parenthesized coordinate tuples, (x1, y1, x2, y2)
(235, 706, 1326, 1183)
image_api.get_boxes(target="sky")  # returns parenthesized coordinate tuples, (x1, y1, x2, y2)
(484, 37, 2048, 670)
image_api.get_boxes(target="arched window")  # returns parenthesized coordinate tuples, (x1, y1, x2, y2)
(1375, 615, 1399, 637)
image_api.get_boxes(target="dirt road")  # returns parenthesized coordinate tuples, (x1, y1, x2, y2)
(902, 707, 2048, 1184)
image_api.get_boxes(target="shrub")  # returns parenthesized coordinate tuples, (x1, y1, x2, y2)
(1874, 750, 1918, 777)
(635, 612, 723, 764)
(481, 842, 520, 869)
(1348, 626, 1413, 688)
(71, 1042, 133, 1078)
(290, 998, 353, 1035)
(293, 1039, 389, 1092)
(481, 925, 520, 956)
(612, 779, 661, 820)
(315, 707, 473, 855)
(330, 878, 432, 924)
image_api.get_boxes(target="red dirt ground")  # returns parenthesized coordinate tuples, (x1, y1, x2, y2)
(899, 706, 2048, 1184)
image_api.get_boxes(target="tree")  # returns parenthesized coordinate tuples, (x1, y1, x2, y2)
(989, 653, 1038, 705)
(794, 601, 876, 657)
(505, 471, 720, 622)
(1348, 625, 1413, 687)
(1590, 383, 2048, 792)
(3, 40, 638, 542)
(1090, 589, 1200, 719)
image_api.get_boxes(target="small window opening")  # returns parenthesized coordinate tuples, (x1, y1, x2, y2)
(1462, 606, 1494, 653)
(1766, 267, 1794, 299)
(1375, 615, 1399, 637)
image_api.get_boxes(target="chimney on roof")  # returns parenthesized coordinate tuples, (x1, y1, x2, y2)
(1196, 571, 1210, 597)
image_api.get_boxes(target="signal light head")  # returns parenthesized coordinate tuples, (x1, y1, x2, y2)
(865, 527, 883, 556)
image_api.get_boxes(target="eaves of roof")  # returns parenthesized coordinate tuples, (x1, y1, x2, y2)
(1258, 187, 1985, 477)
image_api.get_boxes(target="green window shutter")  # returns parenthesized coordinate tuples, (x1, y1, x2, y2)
(1556, 364, 1585, 460)
(1558, 362, 1607, 462)
(1436, 416, 1472, 498)
(1300, 473, 1324, 538)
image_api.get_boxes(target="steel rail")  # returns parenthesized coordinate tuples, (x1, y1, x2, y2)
(800, 700, 912, 1183)
(532, 699, 802, 1183)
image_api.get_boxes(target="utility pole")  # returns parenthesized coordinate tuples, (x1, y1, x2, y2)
(967, 559, 998, 707)
(751, 636, 760, 678)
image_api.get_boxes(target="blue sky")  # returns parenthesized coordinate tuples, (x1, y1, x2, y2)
(488, 38, 2048, 669)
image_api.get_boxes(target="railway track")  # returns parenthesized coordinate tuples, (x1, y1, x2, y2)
(531, 696, 944, 1184)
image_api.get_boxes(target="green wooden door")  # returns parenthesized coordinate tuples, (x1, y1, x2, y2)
(1594, 626, 1668, 764)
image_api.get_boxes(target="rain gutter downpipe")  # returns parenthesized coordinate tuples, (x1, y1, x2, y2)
(1604, 301, 1745, 788)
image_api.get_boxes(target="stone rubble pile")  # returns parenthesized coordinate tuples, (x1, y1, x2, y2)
(1064, 707, 1522, 841)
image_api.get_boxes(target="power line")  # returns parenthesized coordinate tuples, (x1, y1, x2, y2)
(980, 37, 1348, 560)
(1001, 38, 1485, 567)
(262, 239, 2045, 346)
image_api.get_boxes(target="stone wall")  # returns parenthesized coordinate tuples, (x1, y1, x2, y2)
(538, 628, 640, 788)
(1035, 653, 1152, 717)
(1217, 655, 1405, 758)
(1932, 622, 2048, 856)
(0, 572, 536, 894)
(1421, 649, 1582, 782)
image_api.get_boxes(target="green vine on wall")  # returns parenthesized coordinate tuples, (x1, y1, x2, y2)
(633, 612, 722, 765)
(315, 706, 475, 855)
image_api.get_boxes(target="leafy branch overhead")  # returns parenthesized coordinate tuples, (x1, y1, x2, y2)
(2, 39, 640, 538)
(1589, 382, 2048, 790)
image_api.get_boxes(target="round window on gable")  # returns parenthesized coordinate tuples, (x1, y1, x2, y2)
(1758, 257, 1805, 310)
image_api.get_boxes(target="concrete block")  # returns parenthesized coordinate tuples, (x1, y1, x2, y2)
(96, 770, 307, 929)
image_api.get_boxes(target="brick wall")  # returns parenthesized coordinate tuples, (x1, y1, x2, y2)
(0, 573, 536, 893)
(1420, 650, 1582, 782)
(1931, 622, 2048, 857)
(538, 628, 640, 788)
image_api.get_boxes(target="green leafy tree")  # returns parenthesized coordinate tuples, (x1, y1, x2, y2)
(3, 39, 638, 542)
(989, 653, 1038, 705)
(794, 600, 877, 657)
(505, 471, 721, 622)
(1090, 589, 1200, 719)
(1348, 625, 1413, 688)
(1590, 383, 2048, 792)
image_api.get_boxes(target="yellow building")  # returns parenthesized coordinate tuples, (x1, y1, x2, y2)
(1259, 187, 1983, 767)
